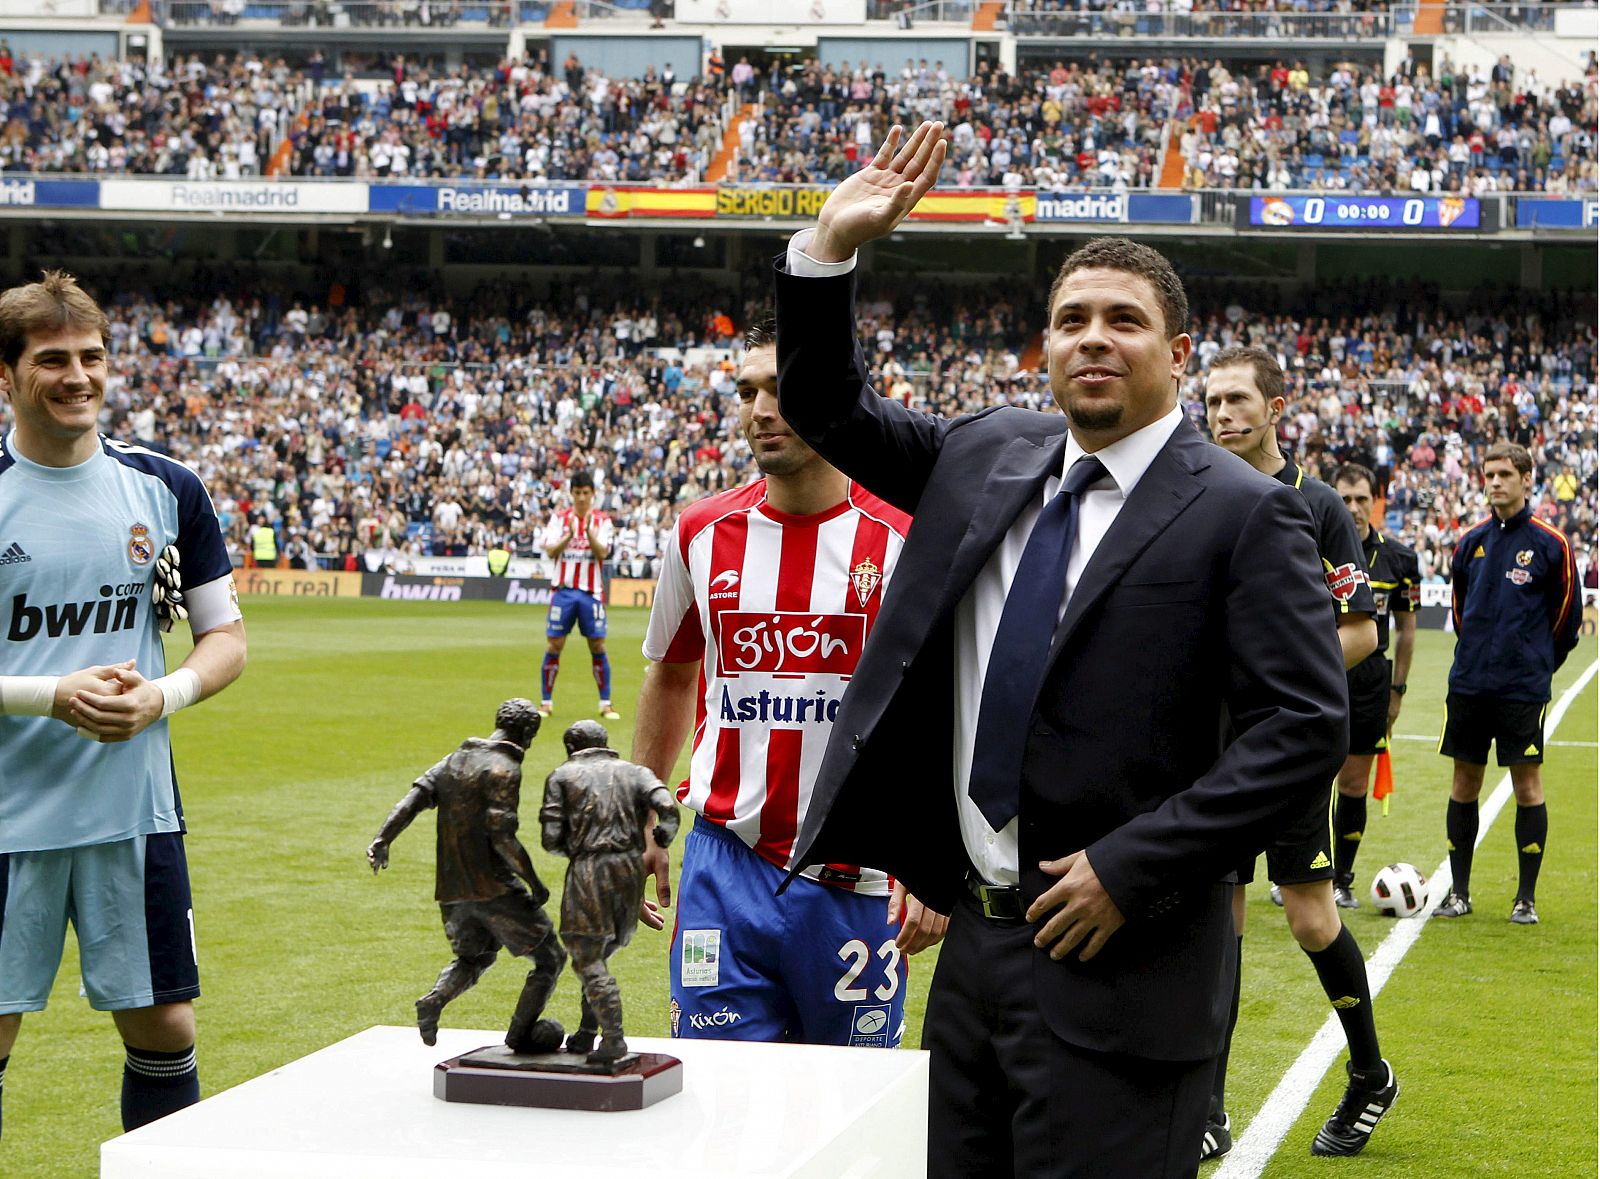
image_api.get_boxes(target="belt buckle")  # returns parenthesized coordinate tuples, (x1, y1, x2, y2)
(977, 883, 1011, 921)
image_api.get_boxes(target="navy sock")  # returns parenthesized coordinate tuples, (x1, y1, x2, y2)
(1, 1052, 8, 1141)
(592, 653, 612, 703)
(1514, 802, 1548, 904)
(1305, 926, 1381, 1072)
(1446, 798, 1479, 898)
(540, 652, 560, 703)
(121, 1044, 199, 1132)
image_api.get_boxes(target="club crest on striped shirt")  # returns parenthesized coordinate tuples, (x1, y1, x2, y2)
(850, 558, 882, 607)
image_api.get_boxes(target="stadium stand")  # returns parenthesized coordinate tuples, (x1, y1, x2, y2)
(0, 49, 1591, 194)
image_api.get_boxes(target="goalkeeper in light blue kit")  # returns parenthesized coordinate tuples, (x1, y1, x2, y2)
(0, 272, 246, 1140)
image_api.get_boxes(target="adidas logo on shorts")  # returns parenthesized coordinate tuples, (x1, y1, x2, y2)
(0, 542, 30, 565)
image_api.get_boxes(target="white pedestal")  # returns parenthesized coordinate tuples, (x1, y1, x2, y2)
(101, 1026, 929, 1179)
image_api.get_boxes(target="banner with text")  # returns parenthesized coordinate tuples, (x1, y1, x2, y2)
(362, 572, 556, 604)
(100, 180, 370, 215)
(1032, 191, 1131, 222)
(0, 178, 100, 210)
(368, 183, 587, 217)
(714, 187, 1196, 226)
(233, 569, 363, 597)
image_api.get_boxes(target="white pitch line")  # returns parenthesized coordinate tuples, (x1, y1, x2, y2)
(1389, 733, 1597, 748)
(1214, 658, 1600, 1179)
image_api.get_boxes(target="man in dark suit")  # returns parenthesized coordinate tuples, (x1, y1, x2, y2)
(773, 121, 1350, 1178)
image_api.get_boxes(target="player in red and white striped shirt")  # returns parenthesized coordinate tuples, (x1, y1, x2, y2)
(634, 319, 946, 1047)
(540, 470, 618, 719)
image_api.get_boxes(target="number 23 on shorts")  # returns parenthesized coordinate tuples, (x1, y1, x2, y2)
(835, 937, 902, 1002)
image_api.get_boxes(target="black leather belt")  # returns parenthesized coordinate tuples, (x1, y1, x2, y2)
(965, 872, 1026, 922)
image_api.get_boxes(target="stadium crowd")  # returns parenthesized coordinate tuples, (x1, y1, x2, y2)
(1173, 52, 1597, 194)
(79, 266, 1596, 590)
(0, 47, 724, 183)
(0, 44, 1592, 194)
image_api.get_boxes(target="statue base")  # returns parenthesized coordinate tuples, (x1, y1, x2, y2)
(434, 1044, 683, 1111)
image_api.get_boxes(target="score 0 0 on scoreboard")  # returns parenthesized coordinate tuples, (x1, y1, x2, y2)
(1246, 195, 1482, 231)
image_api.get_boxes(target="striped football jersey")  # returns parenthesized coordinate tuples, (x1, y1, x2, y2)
(643, 480, 910, 894)
(543, 507, 613, 595)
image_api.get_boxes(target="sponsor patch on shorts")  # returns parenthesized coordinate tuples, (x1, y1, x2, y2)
(848, 1003, 893, 1047)
(680, 929, 722, 987)
(688, 1005, 744, 1031)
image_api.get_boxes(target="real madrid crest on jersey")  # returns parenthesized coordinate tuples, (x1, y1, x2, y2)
(128, 523, 154, 565)
(850, 557, 882, 607)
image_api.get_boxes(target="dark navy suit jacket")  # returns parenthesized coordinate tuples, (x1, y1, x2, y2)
(775, 265, 1349, 1062)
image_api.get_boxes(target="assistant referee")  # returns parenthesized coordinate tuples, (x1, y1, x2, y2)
(1434, 442, 1580, 925)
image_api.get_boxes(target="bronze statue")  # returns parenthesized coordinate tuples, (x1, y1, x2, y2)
(541, 720, 679, 1064)
(367, 698, 568, 1056)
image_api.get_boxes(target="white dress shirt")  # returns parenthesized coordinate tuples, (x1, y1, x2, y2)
(952, 406, 1184, 884)
(785, 231, 1185, 884)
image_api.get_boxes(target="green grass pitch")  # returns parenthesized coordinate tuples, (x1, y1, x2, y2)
(2, 598, 1594, 1177)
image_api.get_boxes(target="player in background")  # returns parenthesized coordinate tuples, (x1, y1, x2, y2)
(632, 318, 946, 1047)
(1329, 463, 1420, 907)
(1433, 442, 1580, 925)
(540, 469, 617, 719)
(0, 272, 247, 1139)
(1204, 346, 1396, 1160)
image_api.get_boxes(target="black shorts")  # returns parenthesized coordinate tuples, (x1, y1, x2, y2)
(1438, 692, 1547, 766)
(1234, 789, 1334, 887)
(1348, 658, 1392, 756)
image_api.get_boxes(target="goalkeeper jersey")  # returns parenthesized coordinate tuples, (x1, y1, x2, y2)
(0, 431, 235, 853)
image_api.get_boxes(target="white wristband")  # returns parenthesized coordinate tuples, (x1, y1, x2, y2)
(155, 668, 203, 718)
(0, 675, 59, 717)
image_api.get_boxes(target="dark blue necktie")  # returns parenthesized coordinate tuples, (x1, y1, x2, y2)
(967, 455, 1107, 831)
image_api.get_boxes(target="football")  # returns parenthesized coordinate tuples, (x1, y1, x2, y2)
(1371, 863, 1430, 918)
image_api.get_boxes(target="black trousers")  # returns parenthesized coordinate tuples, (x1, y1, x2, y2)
(924, 889, 1214, 1179)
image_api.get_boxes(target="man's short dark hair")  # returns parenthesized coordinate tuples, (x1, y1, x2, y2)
(1333, 463, 1380, 497)
(744, 315, 776, 351)
(0, 270, 110, 367)
(1048, 237, 1190, 340)
(1209, 345, 1285, 404)
(570, 469, 595, 490)
(1483, 441, 1532, 476)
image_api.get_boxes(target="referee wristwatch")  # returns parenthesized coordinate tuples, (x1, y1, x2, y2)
(1390, 683, 1407, 696)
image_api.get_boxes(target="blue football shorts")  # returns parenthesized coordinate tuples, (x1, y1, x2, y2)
(669, 817, 908, 1047)
(0, 832, 199, 1014)
(546, 587, 607, 639)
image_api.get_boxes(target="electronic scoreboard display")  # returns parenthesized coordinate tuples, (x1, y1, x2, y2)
(1246, 195, 1481, 230)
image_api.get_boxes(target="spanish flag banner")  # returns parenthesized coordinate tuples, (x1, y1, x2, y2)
(586, 186, 719, 219)
(907, 190, 1037, 224)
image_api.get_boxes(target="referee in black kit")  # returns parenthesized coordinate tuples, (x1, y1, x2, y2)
(1202, 346, 1398, 1161)
(1329, 462, 1421, 907)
